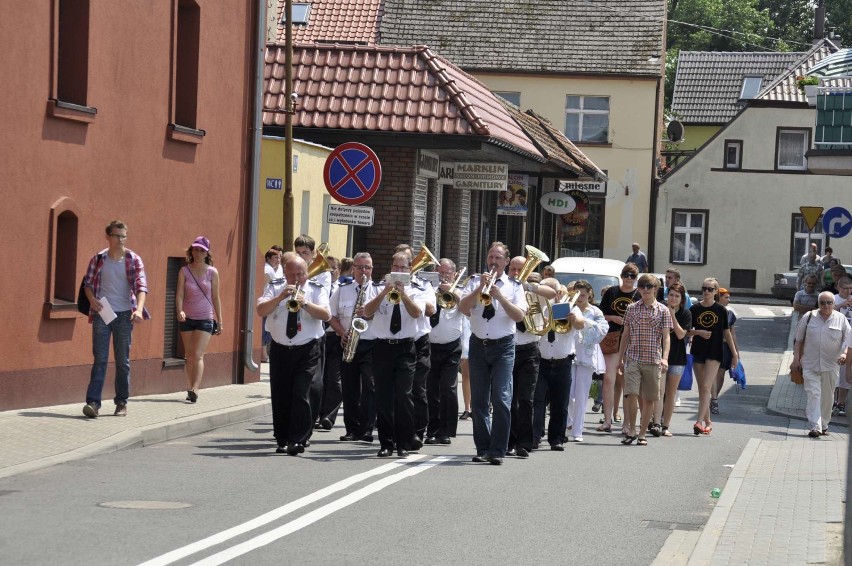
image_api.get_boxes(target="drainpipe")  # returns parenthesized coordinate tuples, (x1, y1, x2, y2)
(240, 0, 267, 376)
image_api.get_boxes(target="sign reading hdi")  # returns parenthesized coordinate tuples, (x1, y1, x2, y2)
(540, 192, 576, 215)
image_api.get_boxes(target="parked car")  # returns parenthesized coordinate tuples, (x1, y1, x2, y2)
(550, 257, 625, 301)
(771, 265, 852, 302)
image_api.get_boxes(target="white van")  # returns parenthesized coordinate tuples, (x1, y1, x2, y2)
(550, 257, 626, 302)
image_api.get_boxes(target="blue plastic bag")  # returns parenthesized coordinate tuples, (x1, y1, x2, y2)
(678, 354, 694, 391)
(729, 360, 746, 390)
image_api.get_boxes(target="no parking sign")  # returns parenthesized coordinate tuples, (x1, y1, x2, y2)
(323, 142, 382, 205)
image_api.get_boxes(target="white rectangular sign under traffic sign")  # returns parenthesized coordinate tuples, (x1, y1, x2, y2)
(326, 204, 375, 227)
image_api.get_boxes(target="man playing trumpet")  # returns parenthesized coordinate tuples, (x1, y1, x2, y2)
(459, 242, 526, 465)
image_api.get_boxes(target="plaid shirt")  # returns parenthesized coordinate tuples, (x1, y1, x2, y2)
(83, 248, 150, 320)
(623, 300, 672, 365)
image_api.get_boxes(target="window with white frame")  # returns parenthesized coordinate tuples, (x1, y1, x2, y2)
(739, 76, 762, 99)
(565, 95, 609, 143)
(724, 140, 742, 169)
(776, 128, 809, 170)
(791, 214, 825, 269)
(671, 209, 707, 264)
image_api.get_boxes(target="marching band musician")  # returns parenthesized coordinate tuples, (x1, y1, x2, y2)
(459, 242, 526, 466)
(363, 252, 426, 458)
(425, 258, 465, 445)
(328, 252, 378, 443)
(256, 255, 330, 456)
(316, 256, 343, 430)
(507, 258, 556, 459)
(534, 280, 583, 451)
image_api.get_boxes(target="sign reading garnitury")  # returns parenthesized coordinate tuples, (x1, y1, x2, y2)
(454, 163, 508, 191)
(558, 179, 606, 194)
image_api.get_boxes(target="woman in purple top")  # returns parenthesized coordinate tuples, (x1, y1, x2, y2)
(176, 236, 222, 403)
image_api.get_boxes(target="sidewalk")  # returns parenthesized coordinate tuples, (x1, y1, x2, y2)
(655, 312, 848, 565)
(0, 368, 271, 480)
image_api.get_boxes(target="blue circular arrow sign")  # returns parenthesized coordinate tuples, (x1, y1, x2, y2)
(323, 142, 382, 205)
(823, 206, 852, 238)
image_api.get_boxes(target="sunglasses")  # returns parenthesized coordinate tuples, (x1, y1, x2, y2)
(819, 300, 835, 306)
(621, 272, 637, 279)
(701, 286, 717, 293)
(638, 283, 655, 290)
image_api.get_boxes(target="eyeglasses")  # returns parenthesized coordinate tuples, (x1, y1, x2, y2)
(701, 286, 717, 293)
(621, 272, 637, 279)
(819, 300, 835, 306)
(354, 265, 372, 270)
(638, 283, 655, 290)
(109, 234, 127, 240)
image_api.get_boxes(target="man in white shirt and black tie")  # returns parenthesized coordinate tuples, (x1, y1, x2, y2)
(459, 242, 527, 465)
(363, 252, 426, 458)
(256, 255, 330, 456)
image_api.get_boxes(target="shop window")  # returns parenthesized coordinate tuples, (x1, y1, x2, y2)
(671, 209, 708, 265)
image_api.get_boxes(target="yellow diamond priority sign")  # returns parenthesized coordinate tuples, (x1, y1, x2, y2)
(800, 206, 824, 232)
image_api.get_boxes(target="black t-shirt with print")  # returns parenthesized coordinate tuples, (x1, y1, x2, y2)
(689, 301, 729, 360)
(600, 287, 639, 333)
(668, 306, 692, 366)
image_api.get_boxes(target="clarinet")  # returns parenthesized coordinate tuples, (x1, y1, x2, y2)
(342, 275, 369, 363)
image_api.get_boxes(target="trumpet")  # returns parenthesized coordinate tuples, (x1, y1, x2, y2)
(479, 267, 499, 306)
(286, 284, 304, 313)
(385, 273, 411, 304)
(436, 267, 466, 309)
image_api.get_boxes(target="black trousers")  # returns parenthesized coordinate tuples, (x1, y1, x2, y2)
(373, 339, 416, 451)
(308, 335, 326, 429)
(340, 339, 376, 437)
(426, 338, 461, 439)
(269, 339, 320, 446)
(509, 342, 541, 451)
(412, 334, 431, 440)
(319, 333, 343, 424)
(534, 356, 573, 446)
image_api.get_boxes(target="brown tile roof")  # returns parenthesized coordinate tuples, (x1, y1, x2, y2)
(758, 40, 842, 103)
(264, 43, 544, 161)
(273, 0, 382, 45)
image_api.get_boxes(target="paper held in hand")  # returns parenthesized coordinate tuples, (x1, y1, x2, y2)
(97, 296, 117, 325)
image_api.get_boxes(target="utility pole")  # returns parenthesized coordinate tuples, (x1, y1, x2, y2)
(282, 0, 295, 249)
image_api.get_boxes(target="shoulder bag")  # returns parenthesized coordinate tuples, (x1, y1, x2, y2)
(790, 312, 812, 384)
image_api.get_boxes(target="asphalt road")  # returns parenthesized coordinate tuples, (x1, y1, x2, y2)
(0, 303, 803, 566)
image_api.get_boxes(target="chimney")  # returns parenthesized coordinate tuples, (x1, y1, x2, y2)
(828, 27, 843, 48)
(813, 0, 825, 45)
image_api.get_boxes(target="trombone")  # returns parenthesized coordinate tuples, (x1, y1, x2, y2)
(479, 267, 499, 306)
(436, 267, 466, 309)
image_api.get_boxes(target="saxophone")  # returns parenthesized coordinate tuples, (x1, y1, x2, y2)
(342, 275, 369, 363)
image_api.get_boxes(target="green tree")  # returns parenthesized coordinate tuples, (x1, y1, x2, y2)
(667, 0, 774, 52)
(826, 0, 852, 49)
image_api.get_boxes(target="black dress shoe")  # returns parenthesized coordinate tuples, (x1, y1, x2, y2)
(438, 437, 451, 445)
(377, 448, 393, 457)
(300, 441, 308, 450)
(340, 433, 357, 442)
(532, 441, 539, 450)
(515, 447, 530, 458)
(424, 436, 439, 445)
(506, 447, 517, 456)
(550, 444, 565, 451)
(359, 434, 374, 443)
(397, 449, 409, 458)
(489, 457, 503, 465)
(313, 421, 321, 429)
(472, 454, 489, 463)
(276, 445, 287, 454)
(286, 444, 300, 456)
(320, 418, 333, 430)
(410, 438, 423, 451)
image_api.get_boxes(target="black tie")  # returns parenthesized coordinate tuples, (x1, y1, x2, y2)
(547, 329, 556, 343)
(390, 303, 402, 334)
(516, 320, 526, 332)
(483, 304, 495, 320)
(430, 303, 442, 327)
(286, 310, 298, 339)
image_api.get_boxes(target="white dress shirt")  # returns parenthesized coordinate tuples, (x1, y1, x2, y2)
(330, 279, 378, 341)
(415, 280, 436, 339)
(370, 284, 426, 340)
(463, 273, 527, 340)
(538, 306, 581, 360)
(260, 280, 330, 346)
(429, 301, 464, 344)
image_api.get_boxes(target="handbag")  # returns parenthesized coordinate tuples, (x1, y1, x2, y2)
(186, 266, 221, 335)
(600, 331, 620, 355)
(678, 353, 694, 391)
(730, 360, 746, 390)
(76, 278, 90, 315)
(790, 312, 811, 384)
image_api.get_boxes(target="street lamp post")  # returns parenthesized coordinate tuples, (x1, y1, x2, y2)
(282, 0, 295, 249)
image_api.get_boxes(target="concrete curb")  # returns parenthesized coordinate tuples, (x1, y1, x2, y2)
(0, 400, 271, 480)
(685, 438, 761, 566)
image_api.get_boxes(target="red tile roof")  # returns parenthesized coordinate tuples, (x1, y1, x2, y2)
(273, 0, 382, 45)
(264, 43, 544, 161)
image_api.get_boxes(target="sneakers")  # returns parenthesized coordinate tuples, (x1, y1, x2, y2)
(114, 404, 127, 417)
(459, 410, 471, 420)
(837, 404, 847, 417)
(82, 403, 99, 418)
(710, 399, 719, 415)
(675, 395, 682, 408)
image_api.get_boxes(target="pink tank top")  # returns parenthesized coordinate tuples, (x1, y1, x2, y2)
(183, 266, 216, 320)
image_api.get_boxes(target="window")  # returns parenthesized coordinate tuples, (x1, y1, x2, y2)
(791, 214, 825, 269)
(282, 3, 311, 25)
(494, 91, 521, 107)
(671, 209, 708, 264)
(56, 0, 90, 106)
(776, 128, 809, 170)
(47, 197, 82, 317)
(164, 257, 186, 363)
(739, 76, 762, 100)
(565, 95, 609, 143)
(724, 140, 742, 169)
(174, 0, 200, 129)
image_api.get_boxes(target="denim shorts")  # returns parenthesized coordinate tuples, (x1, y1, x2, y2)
(180, 318, 215, 334)
(667, 364, 686, 377)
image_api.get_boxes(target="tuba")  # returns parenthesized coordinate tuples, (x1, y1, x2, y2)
(518, 245, 551, 336)
(388, 245, 438, 303)
(436, 267, 466, 309)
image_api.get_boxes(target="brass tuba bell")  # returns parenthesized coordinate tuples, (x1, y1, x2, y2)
(306, 250, 332, 280)
(519, 245, 552, 336)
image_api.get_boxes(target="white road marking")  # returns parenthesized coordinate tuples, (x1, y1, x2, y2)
(750, 307, 775, 318)
(138, 455, 427, 566)
(189, 456, 454, 566)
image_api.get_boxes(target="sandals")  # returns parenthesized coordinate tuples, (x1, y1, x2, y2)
(703, 423, 713, 435)
(613, 413, 623, 423)
(649, 423, 662, 437)
(636, 438, 648, 446)
(693, 422, 706, 436)
(596, 424, 612, 433)
(661, 426, 673, 437)
(621, 436, 636, 445)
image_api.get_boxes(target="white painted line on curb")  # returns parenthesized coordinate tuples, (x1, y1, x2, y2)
(189, 456, 454, 566)
(138, 455, 427, 566)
